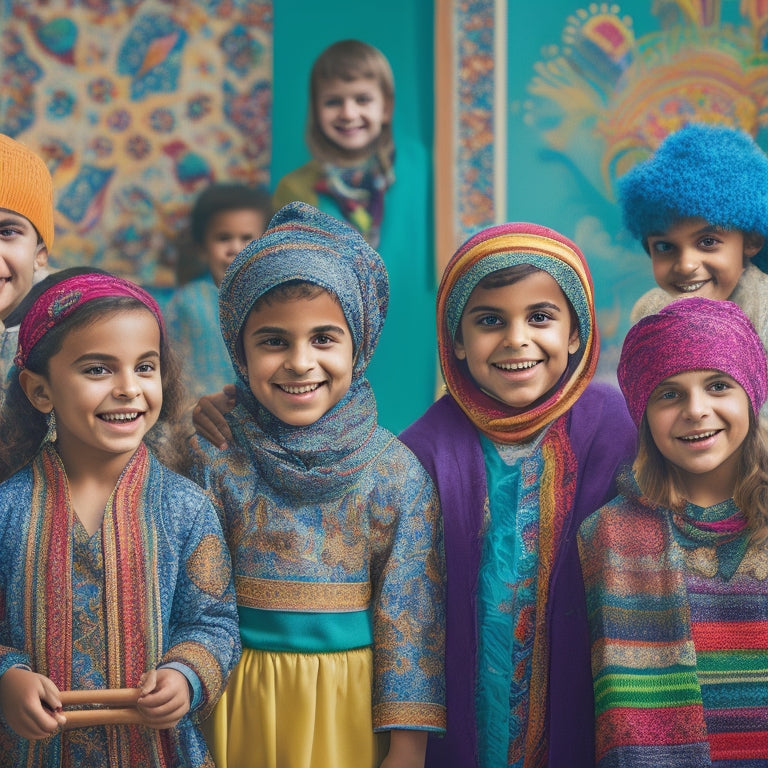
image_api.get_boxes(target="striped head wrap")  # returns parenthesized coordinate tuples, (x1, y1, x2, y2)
(15, 273, 165, 369)
(438, 221, 599, 442)
(618, 296, 768, 426)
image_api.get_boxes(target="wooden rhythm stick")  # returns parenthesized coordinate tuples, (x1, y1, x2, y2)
(58, 688, 144, 730)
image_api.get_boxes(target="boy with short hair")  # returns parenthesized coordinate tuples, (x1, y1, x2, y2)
(0, 133, 53, 388)
(619, 122, 768, 338)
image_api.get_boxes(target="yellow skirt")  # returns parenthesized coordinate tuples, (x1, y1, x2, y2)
(203, 646, 389, 768)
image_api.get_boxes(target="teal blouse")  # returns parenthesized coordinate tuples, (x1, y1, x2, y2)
(477, 432, 547, 767)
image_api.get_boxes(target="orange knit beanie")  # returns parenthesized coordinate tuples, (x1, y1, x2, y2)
(0, 134, 54, 251)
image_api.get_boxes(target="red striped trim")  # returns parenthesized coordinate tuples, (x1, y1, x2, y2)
(709, 730, 768, 758)
(595, 705, 707, 759)
(691, 621, 768, 650)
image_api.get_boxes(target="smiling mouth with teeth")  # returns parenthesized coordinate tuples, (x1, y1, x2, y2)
(278, 383, 322, 394)
(494, 360, 539, 371)
(675, 281, 708, 292)
(99, 412, 141, 422)
(678, 430, 719, 441)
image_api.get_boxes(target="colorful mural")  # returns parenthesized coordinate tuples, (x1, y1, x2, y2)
(1, 0, 272, 286)
(525, 0, 768, 200)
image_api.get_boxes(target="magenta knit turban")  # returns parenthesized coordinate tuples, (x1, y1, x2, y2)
(15, 273, 164, 369)
(618, 297, 768, 425)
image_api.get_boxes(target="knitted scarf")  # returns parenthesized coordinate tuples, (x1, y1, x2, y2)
(26, 443, 170, 767)
(315, 150, 394, 248)
(579, 473, 768, 767)
(218, 201, 393, 500)
(438, 222, 599, 444)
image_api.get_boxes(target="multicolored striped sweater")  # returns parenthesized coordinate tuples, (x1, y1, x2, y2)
(578, 473, 768, 767)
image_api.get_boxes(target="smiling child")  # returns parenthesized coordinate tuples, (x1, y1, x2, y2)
(272, 39, 436, 433)
(0, 133, 53, 394)
(400, 222, 636, 767)
(0, 273, 239, 766)
(579, 297, 768, 767)
(188, 201, 445, 768)
(619, 123, 768, 367)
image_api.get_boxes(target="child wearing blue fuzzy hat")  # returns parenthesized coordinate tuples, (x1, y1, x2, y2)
(619, 122, 768, 362)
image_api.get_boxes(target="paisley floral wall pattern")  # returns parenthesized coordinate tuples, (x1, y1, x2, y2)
(525, 0, 768, 201)
(1, 0, 272, 286)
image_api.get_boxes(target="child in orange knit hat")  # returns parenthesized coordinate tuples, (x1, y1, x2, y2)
(0, 133, 54, 391)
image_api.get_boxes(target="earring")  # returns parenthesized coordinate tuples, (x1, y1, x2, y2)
(44, 410, 57, 444)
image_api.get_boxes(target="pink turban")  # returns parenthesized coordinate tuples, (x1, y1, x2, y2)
(15, 273, 164, 369)
(618, 297, 768, 425)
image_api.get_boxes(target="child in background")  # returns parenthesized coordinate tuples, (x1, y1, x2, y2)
(578, 297, 768, 766)
(0, 133, 53, 390)
(399, 222, 637, 768)
(0, 273, 240, 766)
(620, 122, 768, 344)
(273, 39, 436, 433)
(188, 202, 445, 768)
(166, 183, 271, 404)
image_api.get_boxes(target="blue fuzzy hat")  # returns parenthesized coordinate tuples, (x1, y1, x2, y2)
(617, 122, 768, 270)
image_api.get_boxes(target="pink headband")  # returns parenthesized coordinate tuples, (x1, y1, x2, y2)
(15, 273, 165, 369)
(618, 297, 768, 425)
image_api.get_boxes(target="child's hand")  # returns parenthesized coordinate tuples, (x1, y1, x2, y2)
(380, 729, 428, 768)
(136, 668, 190, 730)
(0, 667, 66, 739)
(192, 384, 236, 449)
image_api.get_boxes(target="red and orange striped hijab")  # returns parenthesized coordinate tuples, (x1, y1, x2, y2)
(437, 222, 599, 444)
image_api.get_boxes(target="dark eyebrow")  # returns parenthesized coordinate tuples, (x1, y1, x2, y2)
(249, 324, 347, 336)
(0, 213, 30, 227)
(648, 225, 722, 239)
(72, 350, 160, 364)
(466, 301, 563, 314)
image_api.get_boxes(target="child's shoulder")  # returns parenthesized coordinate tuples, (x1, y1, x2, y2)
(273, 161, 321, 209)
(0, 462, 33, 496)
(402, 393, 472, 440)
(375, 428, 430, 473)
(579, 473, 660, 540)
(148, 450, 220, 508)
(630, 286, 674, 324)
(166, 274, 217, 313)
(0, 463, 35, 532)
(571, 380, 630, 417)
(567, 380, 636, 470)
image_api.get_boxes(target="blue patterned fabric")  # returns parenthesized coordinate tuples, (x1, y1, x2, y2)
(0, 449, 241, 767)
(191, 432, 446, 731)
(165, 273, 232, 401)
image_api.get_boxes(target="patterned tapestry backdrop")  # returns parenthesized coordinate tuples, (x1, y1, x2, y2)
(1, 0, 272, 287)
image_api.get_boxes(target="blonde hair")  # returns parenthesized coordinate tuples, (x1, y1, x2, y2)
(306, 39, 395, 167)
(634, 412, 768, 543)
